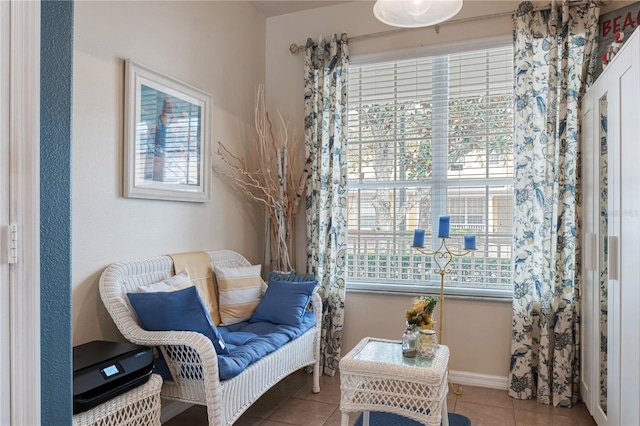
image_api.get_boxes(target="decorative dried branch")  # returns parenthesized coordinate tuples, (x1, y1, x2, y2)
(214, 84, 311, 272)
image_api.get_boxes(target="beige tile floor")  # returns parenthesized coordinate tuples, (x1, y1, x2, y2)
(163, 370, 598, 426)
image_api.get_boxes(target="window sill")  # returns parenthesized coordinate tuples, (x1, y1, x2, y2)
(345, 281, 512, 302)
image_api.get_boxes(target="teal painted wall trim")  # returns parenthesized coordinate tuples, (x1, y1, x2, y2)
(40, 0, 73, 423)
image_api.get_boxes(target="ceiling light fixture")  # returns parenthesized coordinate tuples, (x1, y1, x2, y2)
(373, 0, 463, 28)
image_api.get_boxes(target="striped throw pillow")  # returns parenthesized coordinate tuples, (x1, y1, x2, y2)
(215, 264, 263, 325)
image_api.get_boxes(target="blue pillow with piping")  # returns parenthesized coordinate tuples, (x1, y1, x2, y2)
(249, 280, 317, 327)
(127, 286, 229, 355)
(265, 271, 315, 283)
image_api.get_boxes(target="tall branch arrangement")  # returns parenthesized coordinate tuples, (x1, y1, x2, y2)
(214, 85, 312, 272)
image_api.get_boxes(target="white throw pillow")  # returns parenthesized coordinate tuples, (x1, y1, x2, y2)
(134, 269, 192, 293)
(215, 265, 262, 325)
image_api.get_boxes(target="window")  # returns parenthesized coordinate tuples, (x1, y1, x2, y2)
(346, 38, 514, 298)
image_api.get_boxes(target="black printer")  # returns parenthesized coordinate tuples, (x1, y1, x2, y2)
(73, 340, 154, 414)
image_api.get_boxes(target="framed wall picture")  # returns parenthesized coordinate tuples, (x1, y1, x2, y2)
(124, 59, 212, 202)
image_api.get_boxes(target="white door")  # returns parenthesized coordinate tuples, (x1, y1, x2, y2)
(599, 28, 640, 426)
(579, 87, 597, 422)
(580, 78, 609, 426)
(616, 33, 640, 426)
(0, 1, 11, 423)
(1, 1, 41, 424)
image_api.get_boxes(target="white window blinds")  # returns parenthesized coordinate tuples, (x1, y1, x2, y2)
(347, 42, 514, 298)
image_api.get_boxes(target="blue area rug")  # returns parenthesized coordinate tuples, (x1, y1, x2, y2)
(354, 411, 471, 426)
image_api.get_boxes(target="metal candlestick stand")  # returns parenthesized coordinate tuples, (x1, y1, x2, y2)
(412, 237, 470, 396)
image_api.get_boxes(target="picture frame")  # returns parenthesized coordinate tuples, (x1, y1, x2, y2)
(124, 59, 212, 202)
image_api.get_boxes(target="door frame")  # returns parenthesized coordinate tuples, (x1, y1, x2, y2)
(1, 0, 10, 423)
(8, 1, 41, 424)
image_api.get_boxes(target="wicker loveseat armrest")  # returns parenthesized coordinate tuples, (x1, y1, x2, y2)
(132, 329, 222, 421)
(125, 328, 220, 378)
(124, 327, 214, 354)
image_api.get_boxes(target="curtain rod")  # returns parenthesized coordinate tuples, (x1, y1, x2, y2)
(289, 0, 604, 55)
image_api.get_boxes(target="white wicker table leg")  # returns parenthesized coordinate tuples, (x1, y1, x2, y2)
(441, 395, 449, 426)
(341, 411, 349, 426)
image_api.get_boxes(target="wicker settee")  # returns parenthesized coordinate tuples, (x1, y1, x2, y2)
(99, 250, 321, 426)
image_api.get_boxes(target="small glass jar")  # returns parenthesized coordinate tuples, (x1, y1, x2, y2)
(402, 324, 417, 357)
(417, 329, 437, 358)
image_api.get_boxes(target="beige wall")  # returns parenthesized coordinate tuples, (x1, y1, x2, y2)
(72, 1, 266, 345)
(265, 0, 520, 379)
(343, 293, 512, 375)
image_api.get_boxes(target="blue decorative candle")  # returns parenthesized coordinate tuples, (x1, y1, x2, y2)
(464, 235, 476, 250)
(412, 229, 425, 247)
(437, 216, 450, 238)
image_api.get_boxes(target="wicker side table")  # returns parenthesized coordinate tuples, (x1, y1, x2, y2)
(339, 337, 450, 426)
(73, 374, 162, 426)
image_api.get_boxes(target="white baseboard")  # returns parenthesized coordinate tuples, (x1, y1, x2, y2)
(448, 370, 509, 390)
(160, 400, 193, 424)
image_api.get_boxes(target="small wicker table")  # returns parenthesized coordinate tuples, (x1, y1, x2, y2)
(73, 373, 162, 426)
(339, 337, 450, 426)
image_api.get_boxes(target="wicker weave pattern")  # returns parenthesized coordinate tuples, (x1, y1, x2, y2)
(99, 250, 321, 426)
(72, 374, 162, 426)
(339, 338, 450, 426)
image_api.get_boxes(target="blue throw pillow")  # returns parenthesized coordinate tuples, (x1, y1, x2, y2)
(127, 286, 229, 355)
(265, 271, 315, 283)
(250, 280, 317, 327)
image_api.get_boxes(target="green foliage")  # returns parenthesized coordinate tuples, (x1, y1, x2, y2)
(349, 93, 513, 183)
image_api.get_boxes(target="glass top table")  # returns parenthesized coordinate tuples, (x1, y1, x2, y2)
(353, 339, 437, 369)
(339, 337, 450, 426)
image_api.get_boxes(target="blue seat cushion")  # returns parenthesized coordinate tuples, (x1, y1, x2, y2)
(216, 311, 316, 380)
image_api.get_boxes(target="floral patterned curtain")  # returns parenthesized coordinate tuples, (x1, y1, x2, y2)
(304, 33, 349, 376)
(510, 0, 599, 407)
